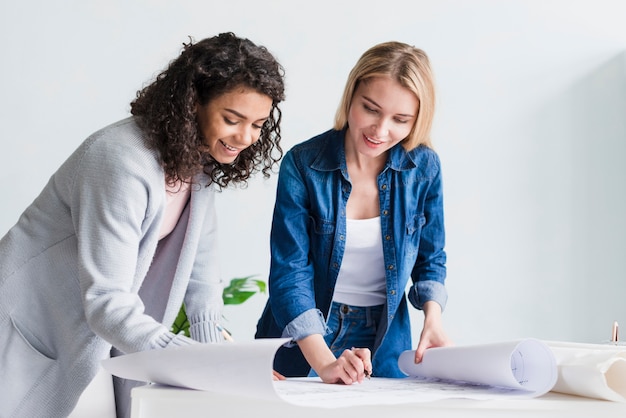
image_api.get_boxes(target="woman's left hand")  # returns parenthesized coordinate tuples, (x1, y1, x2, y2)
(414, 301, 452, 364)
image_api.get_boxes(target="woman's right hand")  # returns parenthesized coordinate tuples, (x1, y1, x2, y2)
(298, 334, 372, 384)
(316, 347, 372, 384)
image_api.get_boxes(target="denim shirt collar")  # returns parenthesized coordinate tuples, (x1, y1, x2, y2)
(310, 128, 419, 175)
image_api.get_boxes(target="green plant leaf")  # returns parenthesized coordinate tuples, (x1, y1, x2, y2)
(171, 304, 191, 337)
(170, 275, 265, 337)
(222, 276, 266, 305)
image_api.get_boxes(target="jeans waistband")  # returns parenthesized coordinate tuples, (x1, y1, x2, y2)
(332, 301, 384, 327)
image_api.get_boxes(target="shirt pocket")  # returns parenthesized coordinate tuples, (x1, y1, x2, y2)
(404, 214, 426, 256)
(309, 215, 335, 258)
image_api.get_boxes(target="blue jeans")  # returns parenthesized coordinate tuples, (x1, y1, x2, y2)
(309, 302, 383, 377)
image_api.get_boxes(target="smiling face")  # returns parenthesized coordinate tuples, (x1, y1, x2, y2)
(196, 87, 273, 164)
(345, 76, 419, 161)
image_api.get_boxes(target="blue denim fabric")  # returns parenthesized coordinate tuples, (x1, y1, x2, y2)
(255, 128, 447, 377)
(325, 302, 383, 355)
(308, 302, 383, 378)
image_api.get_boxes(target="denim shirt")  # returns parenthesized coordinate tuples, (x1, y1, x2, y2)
(255, 128, 447, 377)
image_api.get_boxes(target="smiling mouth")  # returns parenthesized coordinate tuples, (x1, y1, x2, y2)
(220, 140, 239, 152)
(364, 135, 382, 145)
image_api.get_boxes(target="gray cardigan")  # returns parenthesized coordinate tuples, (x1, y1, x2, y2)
(0, 118, 224, 417)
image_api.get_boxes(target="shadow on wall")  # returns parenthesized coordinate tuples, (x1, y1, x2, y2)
(532, 51, 626, 342)
(568, 51, 626, 342)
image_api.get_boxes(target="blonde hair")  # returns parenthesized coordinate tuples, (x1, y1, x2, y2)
(334, 41, 436, 150)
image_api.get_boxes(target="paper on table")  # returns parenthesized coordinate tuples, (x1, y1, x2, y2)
(274, 338, 557, 407)
(545, 341, 626, 402)
(102, 338, 290, 402)
(274, 374, 558, 407)
(104, 337, 626, 407)
(103, 337, 558, 408)
(398, 338, 558, 397)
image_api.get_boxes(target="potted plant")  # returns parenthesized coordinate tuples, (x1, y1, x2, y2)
(171, 275, 266, 337)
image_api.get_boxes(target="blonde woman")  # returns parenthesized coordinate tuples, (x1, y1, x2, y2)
(256, 41, 451, 383)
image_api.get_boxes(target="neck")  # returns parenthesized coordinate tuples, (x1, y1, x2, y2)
(344, 139, 387, 175)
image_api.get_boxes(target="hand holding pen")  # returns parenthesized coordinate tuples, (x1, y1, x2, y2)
(351, 347, 372, 379)
(297, 334, 372, 384)
(319, 346, 372, 384)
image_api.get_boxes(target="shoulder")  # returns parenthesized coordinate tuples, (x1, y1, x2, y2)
(71, 117, 162, 179)
(402, 145, 442, 179)
(409, 145, 441, 166)
(81, 118, 155, 161)
(53, 117, 164, 208)
(288, 129, 337, 153)
(285, 129, 343, 170)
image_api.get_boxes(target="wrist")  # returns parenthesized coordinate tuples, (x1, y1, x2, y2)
(297, 334, 335, 373)
(423, 301, 443, 324)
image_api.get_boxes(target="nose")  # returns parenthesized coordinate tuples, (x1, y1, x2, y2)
(373, 117, 390, 138)
(236, 125, 257, 148)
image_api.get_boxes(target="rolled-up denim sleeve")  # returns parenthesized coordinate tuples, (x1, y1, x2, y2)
(408, 280, 448, 311)
(281, 308, 330, 345)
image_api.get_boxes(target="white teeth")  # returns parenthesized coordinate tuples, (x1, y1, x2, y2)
(366, 136, 381, 144)
(221, 141, 237, 151)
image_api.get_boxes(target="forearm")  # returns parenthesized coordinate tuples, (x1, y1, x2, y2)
(422, 300, 443, 326)
(297, 333, 336, 374)
(414, 300, 451, 362)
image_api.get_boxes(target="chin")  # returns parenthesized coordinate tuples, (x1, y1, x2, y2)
(217, 155, 239, 165)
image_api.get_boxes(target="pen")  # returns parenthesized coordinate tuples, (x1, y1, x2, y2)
(351, 346, 372, 379)
(611, 321, 619, 343)
(216, 323, 234, 342)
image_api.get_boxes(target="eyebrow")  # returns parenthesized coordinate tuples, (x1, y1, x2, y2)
(224, 108, 269, 122)
(362, 96, 415, 118)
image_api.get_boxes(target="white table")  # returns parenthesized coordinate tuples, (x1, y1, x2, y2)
(69, 367, 116, 418)
(130, 384, 626, 418)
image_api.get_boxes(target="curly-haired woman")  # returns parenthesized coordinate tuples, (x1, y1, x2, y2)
(0, 32, 285, 418)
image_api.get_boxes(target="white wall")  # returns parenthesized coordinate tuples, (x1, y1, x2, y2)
(1, 0, 625, 346)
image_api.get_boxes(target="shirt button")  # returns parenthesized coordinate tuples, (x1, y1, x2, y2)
(385, 235, 391, 240)
(390, 289, 396, 295)
(339, 235, 345, 241)
(381, 184, 387, 190)
(387, 265, 394, 270)
(382, 210, 389, 216)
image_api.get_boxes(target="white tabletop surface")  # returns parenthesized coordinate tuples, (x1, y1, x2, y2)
(130, 384, 626, 418)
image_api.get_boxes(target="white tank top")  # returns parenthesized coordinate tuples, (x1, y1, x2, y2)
(333, 216, 387, 306)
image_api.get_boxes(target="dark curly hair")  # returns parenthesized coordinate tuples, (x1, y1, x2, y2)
(130, 32, 285, 189)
